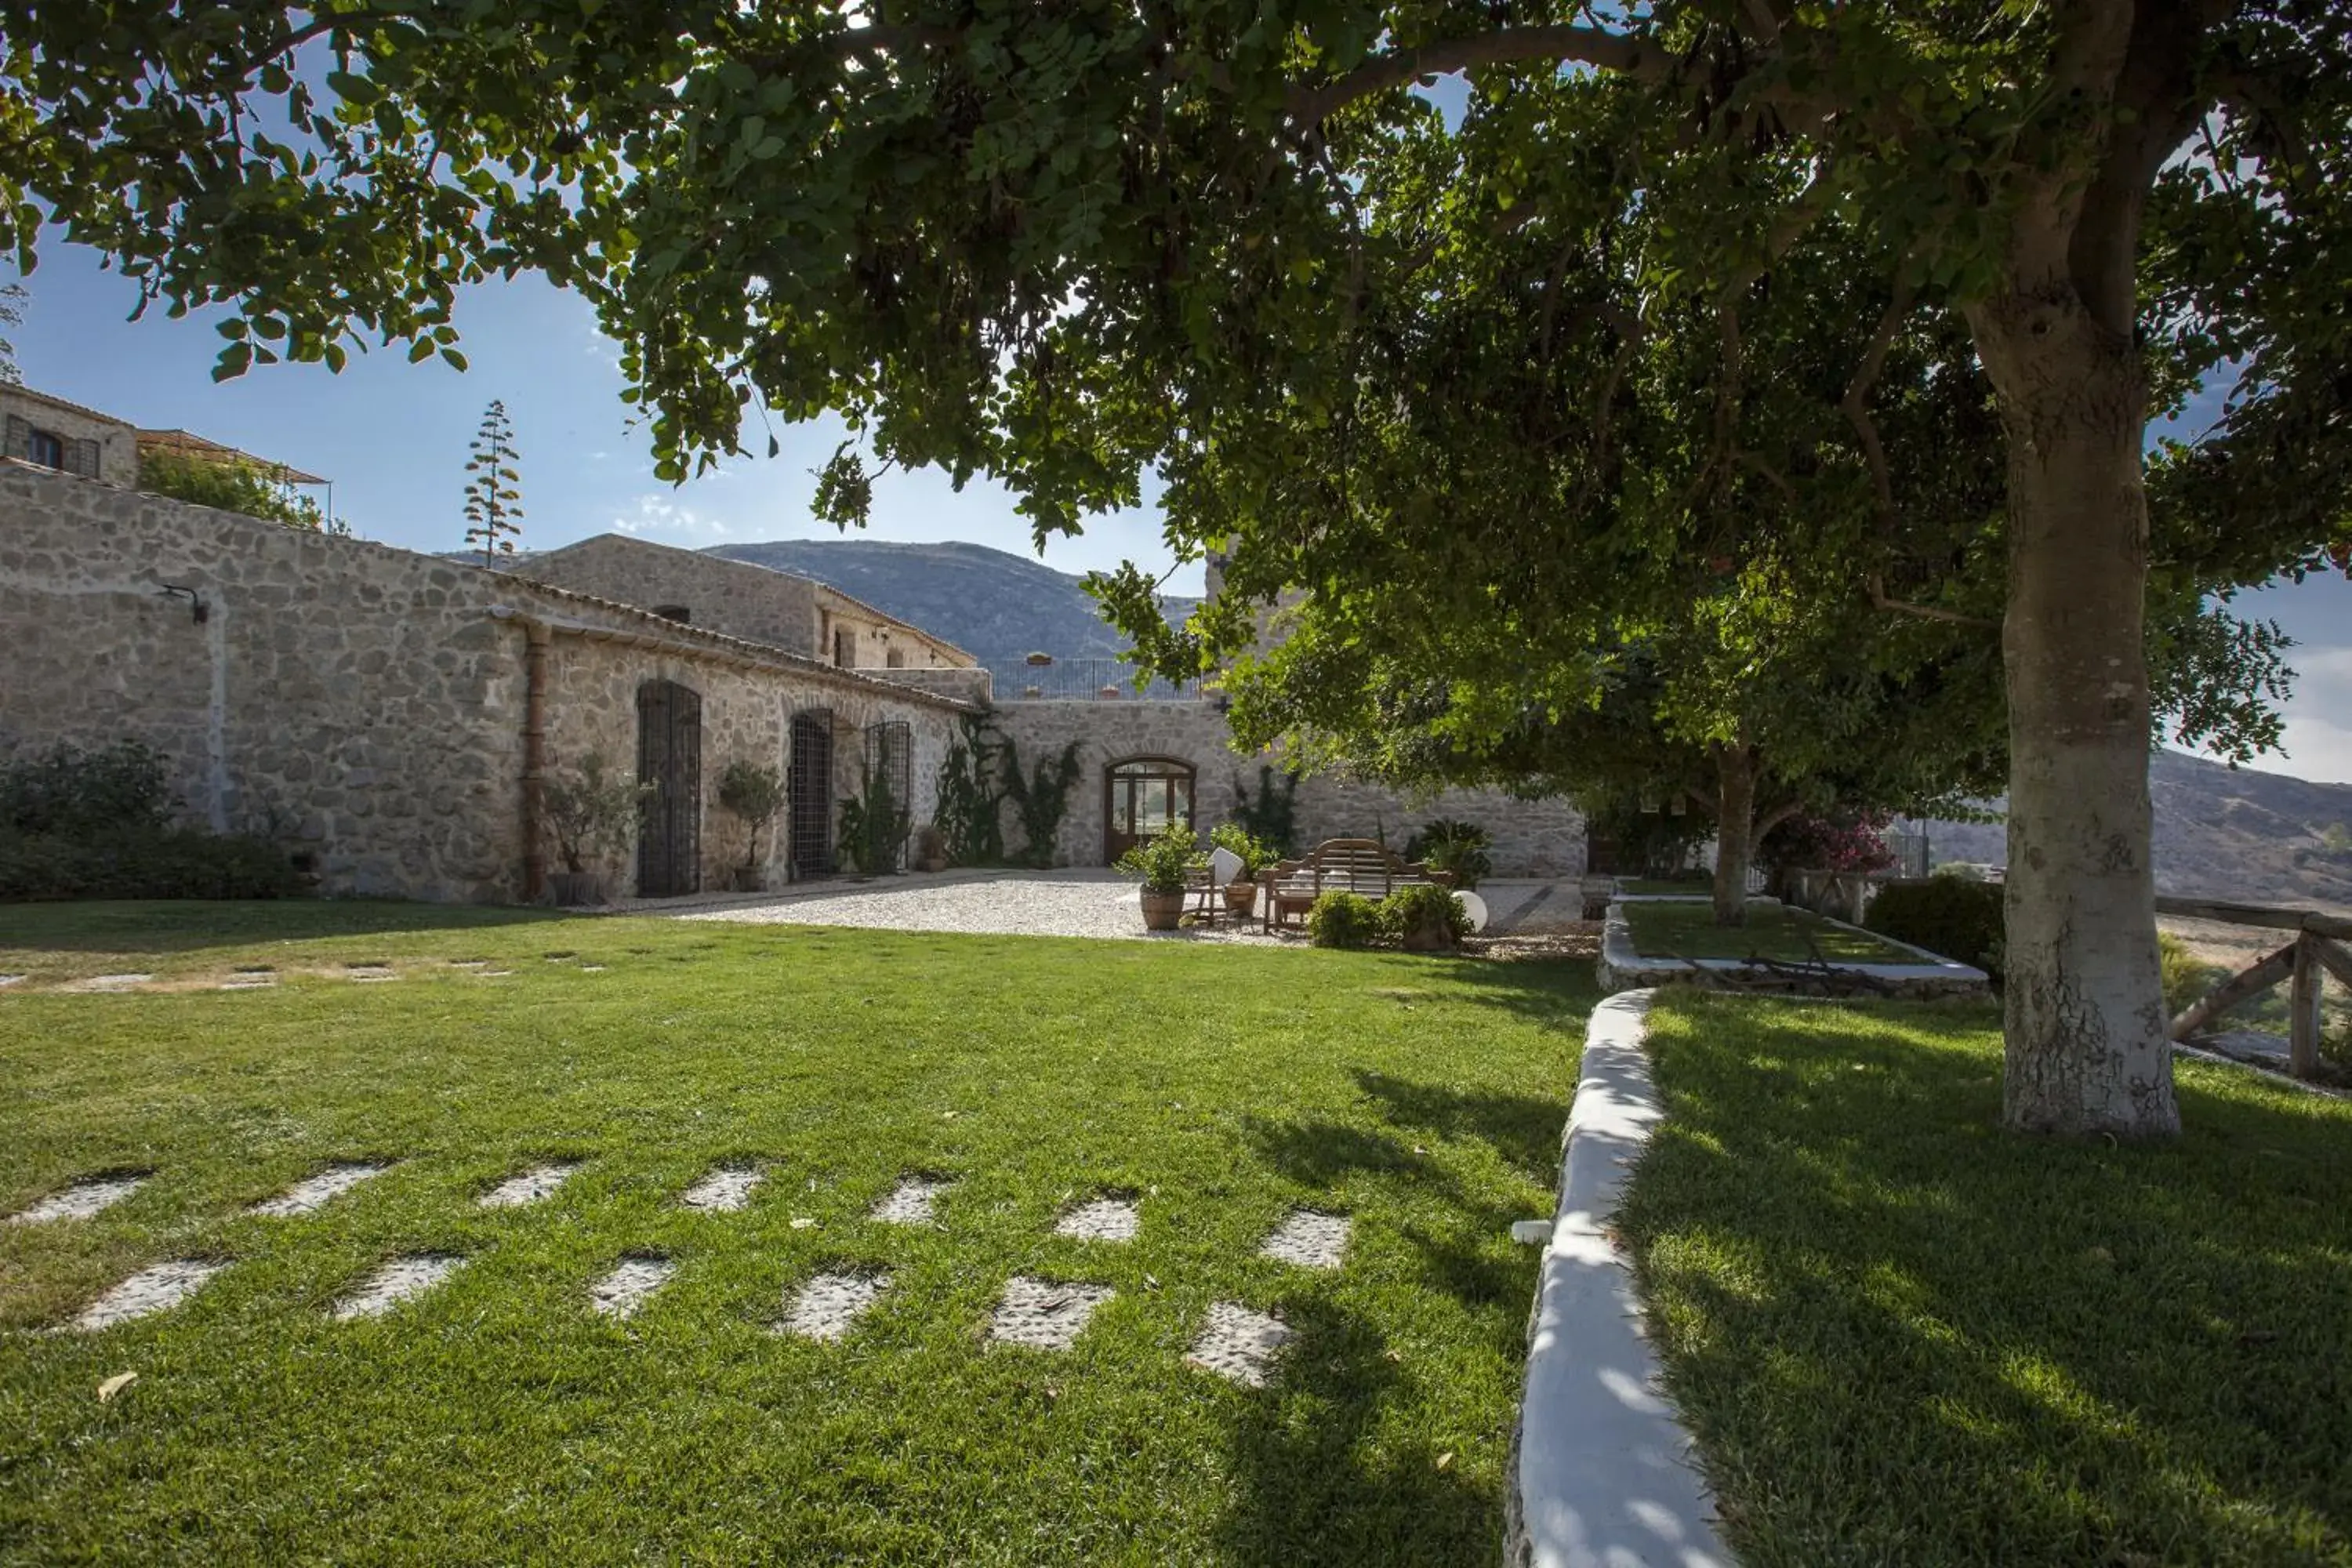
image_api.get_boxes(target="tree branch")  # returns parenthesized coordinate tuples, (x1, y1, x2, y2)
(1287, 25, 1671, 128)
(1840, 281, 1915, 539)
(1866, 573, 1998, 629)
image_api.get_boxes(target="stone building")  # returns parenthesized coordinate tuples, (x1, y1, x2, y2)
(1, 384, 140, 487)
(522, 534, 973, 671)
(0, 464, 973, 901)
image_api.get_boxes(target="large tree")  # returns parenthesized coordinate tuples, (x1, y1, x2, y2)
(7, 4, 2348, 1135)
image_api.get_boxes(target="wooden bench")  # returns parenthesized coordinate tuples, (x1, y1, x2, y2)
(1261, 838, 1451, 933)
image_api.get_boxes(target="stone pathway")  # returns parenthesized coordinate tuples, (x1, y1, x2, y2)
(681, 1166, 764, 1212)
(990, 1277, 1116, 1351)
(1259, 1210, 1352, 1269)
(251, 1162, 394, 1218)
(1053, 1197, 1139, 1242)
(478, 1162, 580, 1210)
(590, 1256, 674, 1319)
(48, 1159, 1348, 1393)
(8, 1173, 147, 1225)
(871, 1176, 951, 1225)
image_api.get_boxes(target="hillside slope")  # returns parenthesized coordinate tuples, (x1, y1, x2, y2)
(1926, 750, 2352, 912)
(705, 539, 1197, 661)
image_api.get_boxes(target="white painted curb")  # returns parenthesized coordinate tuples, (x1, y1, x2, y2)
(1505, 989, 1733, 1568)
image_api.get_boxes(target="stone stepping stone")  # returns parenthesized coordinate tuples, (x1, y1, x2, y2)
(477, 1161, 581, 1210)
(0, 974, 25, 988)
(70, 974, 154, 994)
(680, 1166, 764, 1212)
(344, 964, 397, 982)
(219, 975, 276, 990)
(71, 1258, 226, 1331)
(249, 1161, 393, 1218)
(448, 960, 489, 969)
(989, 1276, 1114, 1352)
(333, 1254, 463, 1320)
(1185, 1302, 1294, 1388)
(871, 1176, 951, 1226)
(1259, 1210, 1352, 1270)
(780, 1270, 891, 1341)
(589, 1255, 674, 1319)
(9, 1173, 148, 1225)
(1053, 1197, 1140, 1243)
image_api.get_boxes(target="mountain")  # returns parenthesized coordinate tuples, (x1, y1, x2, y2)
(704, 539, 1199, 663)
(1923, 750, 2352, 913)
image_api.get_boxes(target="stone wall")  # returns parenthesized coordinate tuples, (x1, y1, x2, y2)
(2, 388, 141, 487)
(518, 533, 822, 657)
(872, 666, 994, 705)
(985, 700, 1585, 875)
(0, 467, 971, 902)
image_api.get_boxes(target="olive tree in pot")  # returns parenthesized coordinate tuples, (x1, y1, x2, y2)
(1117, 819, 1200, 931)
(541, 754, 653, 906)
(717, 759, 786, 892)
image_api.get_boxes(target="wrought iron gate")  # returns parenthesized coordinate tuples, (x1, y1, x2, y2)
(788, 708, 836, 878)
(635, 680, 702, 897)
(862, 720, 913, 873)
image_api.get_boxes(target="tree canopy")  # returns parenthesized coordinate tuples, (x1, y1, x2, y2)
(9, 2, 2350, 1135)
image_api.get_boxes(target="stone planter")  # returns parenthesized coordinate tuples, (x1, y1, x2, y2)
(916, 855, 949, 873)
(1224, 880, 1258, 917)
(549, 870, 606, 907)
(730, 866, 767, 893)
(1139, 887, 1187, 931)
(1398, 913, 1458, 953)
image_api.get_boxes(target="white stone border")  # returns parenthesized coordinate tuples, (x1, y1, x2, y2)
(1598, 900, 1989, 998)
(1506, 989, 1733, 1568)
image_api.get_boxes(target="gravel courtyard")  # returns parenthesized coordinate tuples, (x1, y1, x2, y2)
(654, 869, 1580, 944)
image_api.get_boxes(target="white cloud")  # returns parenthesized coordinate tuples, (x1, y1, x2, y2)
(611, 493, 736, 539)
(2275, 644, 2352, 785)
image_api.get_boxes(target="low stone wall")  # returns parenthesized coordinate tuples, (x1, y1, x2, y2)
(873, 666, 993, 705)
(0, 467, 971, 902)
(1595, 898, 1992, 999)
(985, 700, 1585, 875)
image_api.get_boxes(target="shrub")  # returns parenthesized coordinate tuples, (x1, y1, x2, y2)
(1, 740, 176, 837)
(1115, 819, 1200, 895)
(1381, 882, 1470, 952)
(2157, 931, 2225, 1021)
(1865, 877, 2005, 979)
(541, 753, 653, 875)
(1405, 819, 1492, 890)
(1306, 890, 1382, 949)
(717, 759, 786, 869)
(0, 826, 306, 901)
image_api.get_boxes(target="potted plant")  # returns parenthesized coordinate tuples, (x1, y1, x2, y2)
(1407, 818, 1494, 890)
(1210, 822, 1275, 916)
(1116, 819, 1199, 931)
(540, 753, 653, 906)
(913, 822, 949, 873)
(717, 759, 786, 892)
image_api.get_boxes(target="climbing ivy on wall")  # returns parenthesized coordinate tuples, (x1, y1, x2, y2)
(931, 715, 1006, 868)
(1000, 737, 1084, 869)
(1230, 765, 1301, 858)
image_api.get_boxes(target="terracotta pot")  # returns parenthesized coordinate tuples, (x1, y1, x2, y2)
(731, 866, 767, 893)
(1139, 887, 1187, 931)
(1224, 880, 1258, 916)
(917, 855, 949, 873)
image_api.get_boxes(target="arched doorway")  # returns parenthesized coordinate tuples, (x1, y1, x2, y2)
(1103, 756, 1195, 864)
(636, 680, 702, 897)
(788, 708, 836, 878)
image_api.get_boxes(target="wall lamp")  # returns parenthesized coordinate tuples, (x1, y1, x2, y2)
(158, 584, 209, 624)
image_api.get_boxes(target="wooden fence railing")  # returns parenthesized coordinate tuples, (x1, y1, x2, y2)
(2156, 895, 2352, 1080)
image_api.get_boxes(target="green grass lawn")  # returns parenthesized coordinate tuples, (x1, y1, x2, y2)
(1619, 898, 1918, 964)
(1621, 992, 2352, 1566)
(0, 901, 1593, 1566)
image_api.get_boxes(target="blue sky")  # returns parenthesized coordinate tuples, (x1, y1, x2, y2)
(12, 241, 2350, 784)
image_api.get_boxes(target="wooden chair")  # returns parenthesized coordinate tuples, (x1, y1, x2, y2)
(1261, 838, 1451, 933)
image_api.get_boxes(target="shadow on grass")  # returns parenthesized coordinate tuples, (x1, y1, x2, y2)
(1210, 1298, 1500, 1566)
(0, 898, 567, 956)
(1619, 993, 2352, 1566)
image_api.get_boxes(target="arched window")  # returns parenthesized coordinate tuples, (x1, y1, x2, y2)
(1103, 756, 1195, 864)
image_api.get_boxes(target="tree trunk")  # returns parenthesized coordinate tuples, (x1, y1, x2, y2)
(1971, 294, 2179, 1138)
(1710, 742, 1755, 927)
